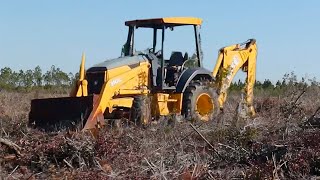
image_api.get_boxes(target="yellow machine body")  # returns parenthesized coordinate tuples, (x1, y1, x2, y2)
(72, 58, 183, 130)
(29, 17, 258, 132)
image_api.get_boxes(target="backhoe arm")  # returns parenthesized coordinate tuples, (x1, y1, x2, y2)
(212, 39, 257, 117)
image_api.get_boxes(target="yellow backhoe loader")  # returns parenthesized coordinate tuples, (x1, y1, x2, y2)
(28, 17, 258, 131)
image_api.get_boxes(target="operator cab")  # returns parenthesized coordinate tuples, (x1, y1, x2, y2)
(122, 17, 203, 90)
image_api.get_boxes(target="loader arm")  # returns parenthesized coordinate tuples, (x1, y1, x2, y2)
(212, 39, 257, 117)
(70, 53, 88, 97)
(82, 62, 150, 130)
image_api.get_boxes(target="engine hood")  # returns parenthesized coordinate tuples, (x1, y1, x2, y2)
(89, 55, 148, 71)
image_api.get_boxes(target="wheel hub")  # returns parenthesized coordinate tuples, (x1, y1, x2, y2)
(196, 93, 214, 121)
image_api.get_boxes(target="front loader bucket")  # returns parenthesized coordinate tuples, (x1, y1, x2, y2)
(29, 95, 94, 131)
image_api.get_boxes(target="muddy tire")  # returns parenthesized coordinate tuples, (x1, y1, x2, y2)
(130, 95, 151, 126)
(182, 80, 219, 122)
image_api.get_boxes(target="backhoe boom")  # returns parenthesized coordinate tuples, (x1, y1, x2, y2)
(212, 39, 257, 117)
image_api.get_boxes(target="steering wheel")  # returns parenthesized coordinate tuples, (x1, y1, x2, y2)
(148, 48, 154, 53)
(147, 48, 161, 56)
(155, 49, 161, 56)
(181, 59, 194, 71)
(153, 50, 162, 59)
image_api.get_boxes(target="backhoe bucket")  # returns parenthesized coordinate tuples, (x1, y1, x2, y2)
(29, 95, 95, 131)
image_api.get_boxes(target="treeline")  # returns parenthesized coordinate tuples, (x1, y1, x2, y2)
(230, 72, 318, 92)
(0, 66, 77, 91)
(0, 66, 318, 93)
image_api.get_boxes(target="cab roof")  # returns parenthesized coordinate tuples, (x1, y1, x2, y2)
(125, 17, 202, 28)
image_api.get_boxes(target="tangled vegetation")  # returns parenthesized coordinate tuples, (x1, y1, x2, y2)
(1, 71, 320, 179)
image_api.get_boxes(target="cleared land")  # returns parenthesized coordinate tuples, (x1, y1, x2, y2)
(1, 85, 320, 179)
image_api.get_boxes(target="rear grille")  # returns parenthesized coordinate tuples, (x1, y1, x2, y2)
(86, 71, 105, 95)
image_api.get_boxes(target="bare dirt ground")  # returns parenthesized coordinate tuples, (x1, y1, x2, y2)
(1, 87, 320, 179)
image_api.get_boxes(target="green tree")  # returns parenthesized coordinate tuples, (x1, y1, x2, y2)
(68, 72, 76, 86)
(262, 79, 274, 89)
(54, 68, 70, 87)
(229, 81, 239, 91)
(24, 69, 34, 89)
(237, 79, 245, 89)
(0, 67, 13, 89)
(33, 66, 42, 87)
(275, 80, 282, 88)
(17, 70, 25, 87)
(43, 65, 55, 87)
(255, 80, 263, 89)
(8, 71, 19, 88)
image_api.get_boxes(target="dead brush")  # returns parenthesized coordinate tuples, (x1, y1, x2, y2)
(1, 85, 320, 179)
(16, 131, 94, 171)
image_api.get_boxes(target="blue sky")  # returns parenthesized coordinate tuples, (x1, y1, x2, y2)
(1, 1, 320, 82)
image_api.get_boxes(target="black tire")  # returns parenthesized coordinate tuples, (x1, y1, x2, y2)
(130, 95, 151, 126)
(182, 80, 219, 122)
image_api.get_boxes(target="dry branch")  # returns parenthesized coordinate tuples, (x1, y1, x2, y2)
(217, 143, 236, 151)
(0, 137, 22, 156)
(8, 165, 19, 177)
(63, 159, 74, 169)
(310, 106, 320, 120)
(189, 123, 222, 158)
(293, 90, 305, 105)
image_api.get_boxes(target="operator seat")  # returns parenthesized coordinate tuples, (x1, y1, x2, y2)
(168, 51, 184, 67)
(165, 51, 185, 86)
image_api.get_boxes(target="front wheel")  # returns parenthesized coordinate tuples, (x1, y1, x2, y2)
(182, 80, 219, 122)
(130, 95, 151, 127)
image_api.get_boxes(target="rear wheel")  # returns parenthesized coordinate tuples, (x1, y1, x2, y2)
(182, 80, 219, 122)
(130, 95, 151, 126)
